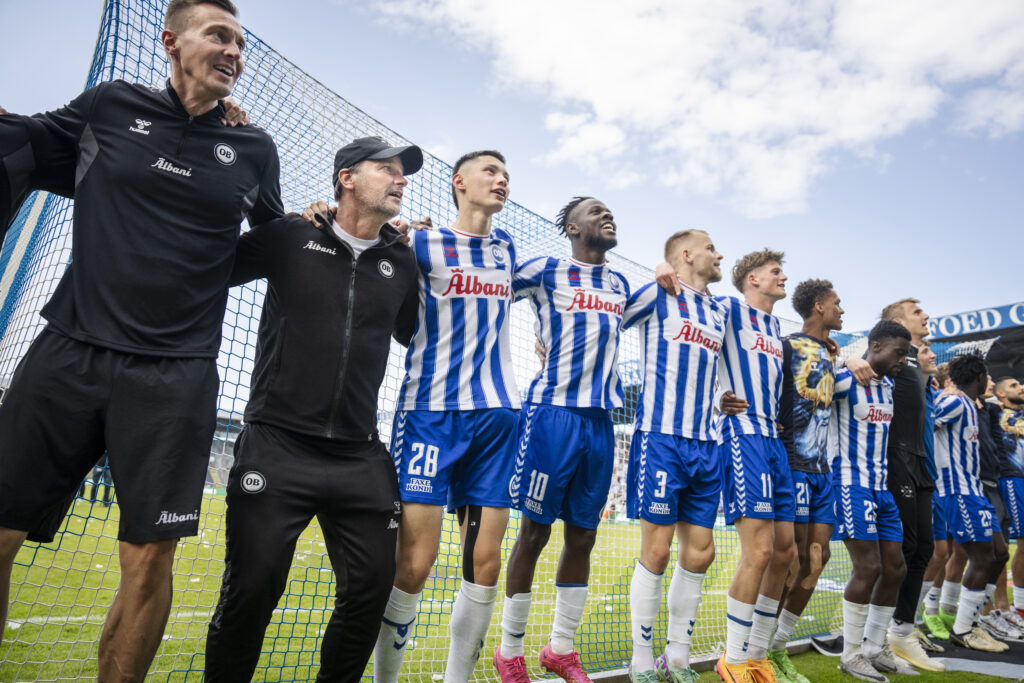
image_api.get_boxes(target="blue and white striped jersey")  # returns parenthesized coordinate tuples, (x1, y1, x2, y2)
(513, 256, 631, 409)
(397, 226, 519, 411)
(622, 281, 727, 440)
(714, 296, 784, 441)
(934, 395, 984, 497)
(829, 369, 894, 490)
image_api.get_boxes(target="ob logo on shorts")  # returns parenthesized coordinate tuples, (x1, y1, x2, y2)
(240, 471, 266, 494)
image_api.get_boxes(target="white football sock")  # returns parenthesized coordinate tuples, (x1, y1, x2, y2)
(373, 586, 420, 682)
(861, 603, 894, 659)
(924, 585, 941, 615)
(1014, 584, 1024, 611)
(770, 608, 800, 651)
(665, 567, 704, 668)
(444, 580, 497, 683)
(629, 561, 662, 672)
(842, 600, 869, 658)
(940, 581, 961, 613)
(500, 592, 531, 658)
(725, 596, 755, 665)
(550, 583, 587, 654)
(746, 594, 779, 661)
(953, 587, 986, 635)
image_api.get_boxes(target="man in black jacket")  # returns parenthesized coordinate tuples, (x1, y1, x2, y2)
(0, 1, 283, 679)
(204, 136, 422, 682)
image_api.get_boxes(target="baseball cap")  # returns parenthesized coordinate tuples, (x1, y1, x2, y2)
(332, 136, 423, 184)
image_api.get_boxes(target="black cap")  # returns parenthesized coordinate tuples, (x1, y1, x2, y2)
(333, 136, 423, 184)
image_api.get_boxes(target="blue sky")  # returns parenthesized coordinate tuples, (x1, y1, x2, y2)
(2, 0, 1022, 331)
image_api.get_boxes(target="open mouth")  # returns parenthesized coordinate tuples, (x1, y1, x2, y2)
(213, 65, 235, 77)
(601, 222, 616, 234)
(491, 188, 507, 201)
(388, 190, 403, 201)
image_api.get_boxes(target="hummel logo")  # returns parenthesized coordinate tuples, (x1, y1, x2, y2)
(640, 625, 653, 641)
(129, 118, 151, 135)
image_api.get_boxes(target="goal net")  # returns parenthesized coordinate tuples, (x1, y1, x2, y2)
(0, 0, 994, 680)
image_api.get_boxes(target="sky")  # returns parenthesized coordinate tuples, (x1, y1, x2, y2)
(2, 0, 1023, 330)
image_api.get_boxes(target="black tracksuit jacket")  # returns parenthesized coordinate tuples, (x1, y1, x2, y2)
(0, 80, 284, 357)
(229, 215, 419, 441)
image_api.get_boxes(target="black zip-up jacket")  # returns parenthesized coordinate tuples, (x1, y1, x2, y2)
(0, 80, 283, 357)
(230, 214, 418, 441)
(889, 344, 927, 457)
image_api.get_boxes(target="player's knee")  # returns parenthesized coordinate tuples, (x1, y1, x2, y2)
(564, 526, 597, 556)
(642, 544, 672, 575)
(994, 543, 1010, 568)
(884, 557, 907, 585)
(853, 555, 881, 583)
(685, 543, 715, 573)
(742, 542, 774, 573)
(771, 539, 796, 572)
(520, 521, 553, 556)
(394, 548, 437, 591)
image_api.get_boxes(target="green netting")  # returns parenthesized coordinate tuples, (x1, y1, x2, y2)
(0, 1, 996, 681)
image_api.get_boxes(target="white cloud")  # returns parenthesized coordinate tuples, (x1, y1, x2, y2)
(370, 0, 1024, 217)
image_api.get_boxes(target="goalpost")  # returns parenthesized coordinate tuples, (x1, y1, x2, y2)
(1, 1, 992, 680)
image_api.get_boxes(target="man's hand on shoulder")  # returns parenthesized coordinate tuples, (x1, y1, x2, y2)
(845, 357, 876, 386)
(220, 97, 250, 127)
(301, 200, 334, 228)
(654, 261, 681, 297)
(824, 337, 840, 357)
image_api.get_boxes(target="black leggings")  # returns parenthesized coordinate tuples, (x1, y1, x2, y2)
(205, 423, 400, 682)
(887, 450, 934, 624)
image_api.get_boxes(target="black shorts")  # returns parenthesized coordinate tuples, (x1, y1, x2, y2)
(984, 482, 1011, 538)
(0, 328, 218, 543)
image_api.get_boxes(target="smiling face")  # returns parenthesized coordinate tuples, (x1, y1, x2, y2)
(340, 157, 407, 221)
(452, 155, 509, 214)
(566, 198, 617, 253)
(163, 3, 245, 104)
(749, 260, 788, 301)
(819, 290, 844, 331)
(918, 343, 937, 375)
(670, 230, 723, 285)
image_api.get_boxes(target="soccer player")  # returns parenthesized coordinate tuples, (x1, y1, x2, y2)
(492, 197, 629, 682)
(973, 378, 1024, 640)
(203, 138, 422, 681)
(0, 2, 283, 679)
(994, 377, 1024, 622)
(916, 345, 954, 644)
(767, 279, 843, 683)
(712, 250, 797, 683)
(623, 230, 728, 683)
(847, 298, 942, 671)
(933, 353, 1011, 652)
(832, 320, 912, 683)
(372, 151, 517, 682)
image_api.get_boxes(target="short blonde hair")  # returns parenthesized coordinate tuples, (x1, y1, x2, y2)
(881, 298, 919, 322)
(664, 229, 707, 261)
(731, 249, 784, 293)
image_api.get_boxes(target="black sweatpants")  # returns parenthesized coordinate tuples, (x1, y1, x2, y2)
(887, 448, 934, 624)
(205, 423, 401, 682)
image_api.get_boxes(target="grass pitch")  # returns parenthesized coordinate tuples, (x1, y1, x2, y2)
(1, 493, 977, 682)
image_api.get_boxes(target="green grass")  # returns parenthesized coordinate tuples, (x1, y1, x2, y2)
(2, 495, 1016, 681)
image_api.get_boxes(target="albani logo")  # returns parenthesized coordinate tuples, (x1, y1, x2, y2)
(151, 157, 192, 177)
(564, 289, 624, 316)
(303, 240, 337, 256)
(439, 267, 510, 299)
(740, 328, 783, 359)
(155, 509, 199, 525)
(669, 321, 723, 353)
(855, 402, 893, 423)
